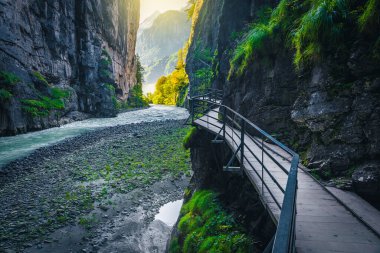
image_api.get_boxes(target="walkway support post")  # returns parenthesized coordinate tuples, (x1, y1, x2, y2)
(262, 138, 264, 195)
(191, 99, 194, 123)
(240, 119, 245, 168)
(223, 107, 226, 140)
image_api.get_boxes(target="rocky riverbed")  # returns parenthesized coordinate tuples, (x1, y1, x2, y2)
(0, 120, 191, 253)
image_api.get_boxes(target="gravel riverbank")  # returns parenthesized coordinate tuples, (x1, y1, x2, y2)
(0, 120, 191, 252)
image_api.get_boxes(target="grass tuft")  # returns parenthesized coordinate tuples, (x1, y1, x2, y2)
(229, 0, 368, 74)
(33, 71, 49, 86)
(0, 71, 21, 86)
(359, 0, 380, 31)
(183, 127, 197, 150)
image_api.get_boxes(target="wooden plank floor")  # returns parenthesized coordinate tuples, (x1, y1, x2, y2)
(194, 109, 380, 253)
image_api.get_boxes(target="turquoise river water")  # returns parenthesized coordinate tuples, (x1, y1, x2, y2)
(0, 105, 189, 168)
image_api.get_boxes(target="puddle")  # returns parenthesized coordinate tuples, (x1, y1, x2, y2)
(154, 199, 183, 227)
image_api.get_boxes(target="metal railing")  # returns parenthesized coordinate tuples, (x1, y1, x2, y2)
(188, 89, 299, 253)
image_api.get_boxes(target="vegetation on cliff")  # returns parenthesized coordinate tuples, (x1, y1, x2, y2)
(3, 70, 72, 118)
(169, 190, 252, 253)
(117, 56, 149, 110)
(147, 48, 189, 106)
(0, 71, 21, 101)
(230, 0, 380, 76)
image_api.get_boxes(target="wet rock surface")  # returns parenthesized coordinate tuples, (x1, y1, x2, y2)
(0, 120, 191, 252)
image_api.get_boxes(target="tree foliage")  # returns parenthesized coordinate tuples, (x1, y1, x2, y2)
(147, 49, 189, 106)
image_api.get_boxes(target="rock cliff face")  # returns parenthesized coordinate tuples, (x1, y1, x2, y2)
(187, 0, 380, 201)
(0, 0, 140, 136)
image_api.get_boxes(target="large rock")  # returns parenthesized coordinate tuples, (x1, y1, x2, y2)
(352, 163, 380, 198)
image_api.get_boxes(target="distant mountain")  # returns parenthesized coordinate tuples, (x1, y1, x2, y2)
(144, 53, 178, 83)
(139, 11, 161, 32)
(136, 10, 191, 83)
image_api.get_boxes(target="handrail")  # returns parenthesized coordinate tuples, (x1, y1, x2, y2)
(189, 89, 298, 253)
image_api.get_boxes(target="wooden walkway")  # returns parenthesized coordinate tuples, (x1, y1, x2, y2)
(194, 109, 380, 253)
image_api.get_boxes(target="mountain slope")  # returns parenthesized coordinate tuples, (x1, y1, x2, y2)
(136, 10, 191, 83)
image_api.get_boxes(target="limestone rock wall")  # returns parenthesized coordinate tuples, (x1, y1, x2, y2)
(0, 0, 140, 135)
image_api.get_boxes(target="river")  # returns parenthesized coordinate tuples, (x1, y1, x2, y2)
(0, 105, 188, 169)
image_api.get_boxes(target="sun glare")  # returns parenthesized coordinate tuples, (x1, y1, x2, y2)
(140, 0, 188, 22)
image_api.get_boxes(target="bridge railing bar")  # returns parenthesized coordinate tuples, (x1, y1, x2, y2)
(192, 100, 286, 209)
(243, 142, 286, 194)
(189, 90, 298, 253)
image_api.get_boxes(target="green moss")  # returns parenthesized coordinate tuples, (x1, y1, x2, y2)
(71, 127, 191, 196)
(50, 87, 70, 99)
(171, 190, 252, 253)
(21, 95, 65, 117)
(33, 71, 49, 86)
(0, 89, 13, 101)
(78, 214, 98, 229)
(105, 83, 115, 93)
(0, 71, 21, 86)
(183, 127, 197, 150)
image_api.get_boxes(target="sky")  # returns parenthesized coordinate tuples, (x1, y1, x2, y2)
(140, 0, 188, 23)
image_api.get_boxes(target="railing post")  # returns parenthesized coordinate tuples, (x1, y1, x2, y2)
(191, 99, 194, 123)
(223, 107, 226, 140)
(240, 119, 245, 168)
(262, 138, 264, 195)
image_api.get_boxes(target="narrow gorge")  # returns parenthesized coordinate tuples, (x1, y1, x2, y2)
(0, 0, 380, 252)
